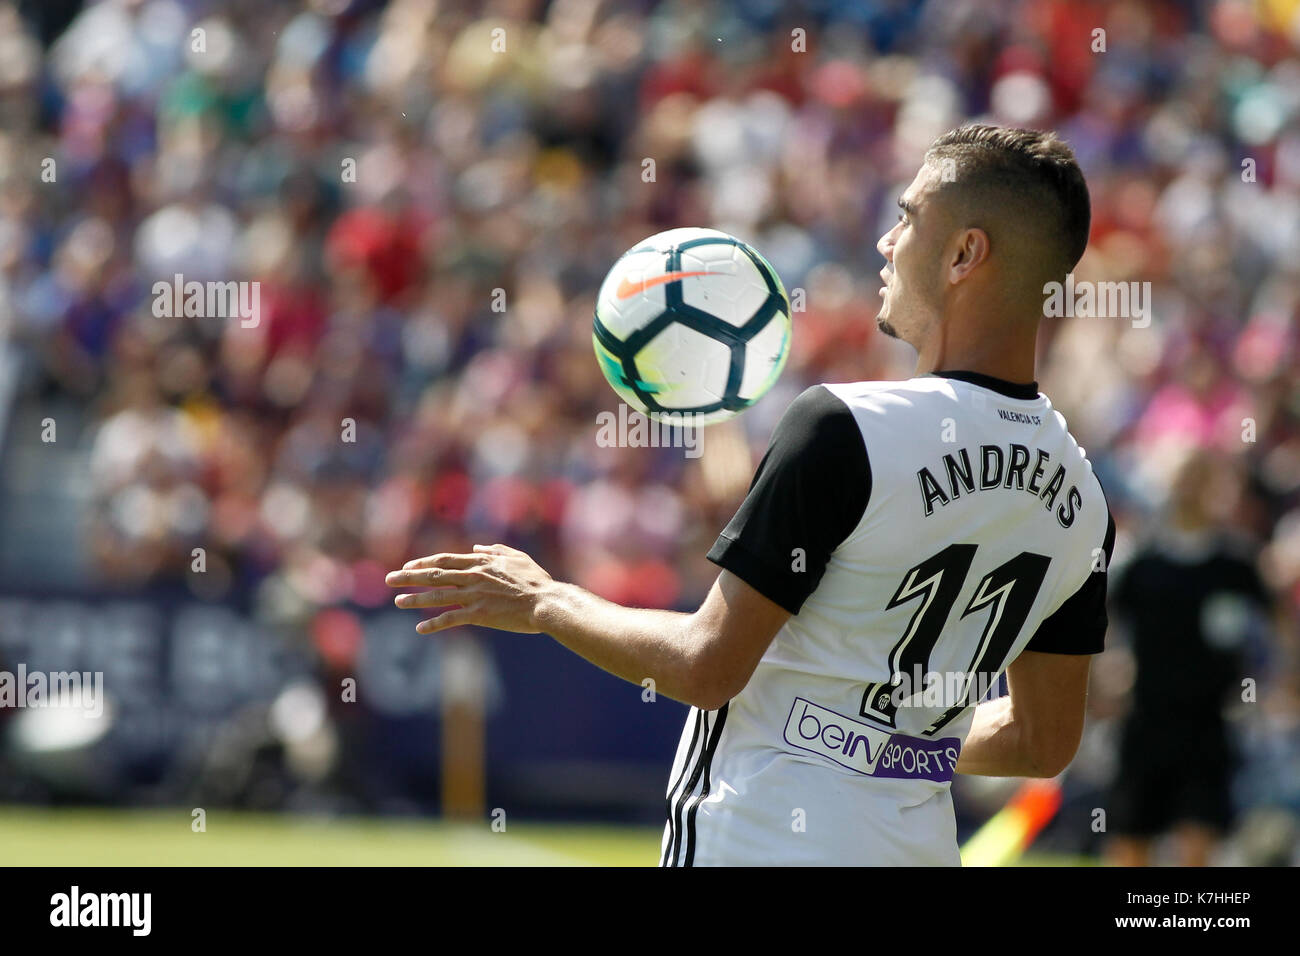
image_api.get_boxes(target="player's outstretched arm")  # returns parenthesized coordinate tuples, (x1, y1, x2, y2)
(385, 544, 790, 710)
(954, 650, 1091, 778)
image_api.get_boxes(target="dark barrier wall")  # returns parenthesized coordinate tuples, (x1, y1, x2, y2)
(0, 590, 686, 822)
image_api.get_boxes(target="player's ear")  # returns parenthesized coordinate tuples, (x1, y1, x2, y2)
(948, 227, 989, 284)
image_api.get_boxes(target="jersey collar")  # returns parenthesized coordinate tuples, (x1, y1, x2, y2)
(929, 369, 1040, 401)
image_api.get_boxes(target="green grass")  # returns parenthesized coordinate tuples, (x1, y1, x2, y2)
(0, 806, 662, 866)
(0, 806, 1096, 865)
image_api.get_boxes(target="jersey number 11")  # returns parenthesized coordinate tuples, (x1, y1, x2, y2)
(859, 544, 1051, 735)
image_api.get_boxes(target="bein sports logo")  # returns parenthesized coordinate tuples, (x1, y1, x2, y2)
(782, 697, 960, 783)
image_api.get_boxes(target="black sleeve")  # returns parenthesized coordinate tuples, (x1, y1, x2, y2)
(1024, 509, 1116, 655)
(706, 385, 871, 615)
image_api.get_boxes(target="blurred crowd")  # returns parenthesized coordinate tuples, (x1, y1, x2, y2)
(2, 0, 1299, 857)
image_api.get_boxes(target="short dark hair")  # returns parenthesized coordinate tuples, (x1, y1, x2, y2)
(924, 125, 1091, 278)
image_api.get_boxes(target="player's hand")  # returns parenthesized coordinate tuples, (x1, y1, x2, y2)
(385, 544, 554, 635)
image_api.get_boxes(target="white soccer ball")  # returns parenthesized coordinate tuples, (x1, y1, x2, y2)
(593, 227, 792, 426)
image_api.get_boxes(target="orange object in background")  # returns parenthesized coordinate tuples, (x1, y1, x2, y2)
(961, 779, 1064, 867)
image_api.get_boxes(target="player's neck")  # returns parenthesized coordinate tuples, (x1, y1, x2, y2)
(913, 331, 1038, 386)
(911, 293, 1042, 385)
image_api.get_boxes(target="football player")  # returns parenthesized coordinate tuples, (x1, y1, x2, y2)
(388, 125, 1112, 867)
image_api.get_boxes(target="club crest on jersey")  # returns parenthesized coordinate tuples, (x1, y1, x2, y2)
(782, 697, 960, 782)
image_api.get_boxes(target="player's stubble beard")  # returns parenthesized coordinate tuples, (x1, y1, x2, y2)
(876, 282, 899, 339)
(877, 261, 902, 339)
(876, 268, 939, 350)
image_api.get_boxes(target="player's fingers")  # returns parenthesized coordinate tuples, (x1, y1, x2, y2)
(394, 588, 465, 610)
(416, 605, 475, 635)
(400, 553, 486, 571)
(385, 567, 479, 588)
(472, 543, 517, 555)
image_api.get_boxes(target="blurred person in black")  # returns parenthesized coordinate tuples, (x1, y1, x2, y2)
(1106, 443, 1273, 866)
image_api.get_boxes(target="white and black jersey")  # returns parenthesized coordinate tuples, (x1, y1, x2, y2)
(660, 371, 1114, 866)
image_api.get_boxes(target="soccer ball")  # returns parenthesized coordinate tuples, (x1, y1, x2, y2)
(593, 227, 792, 426)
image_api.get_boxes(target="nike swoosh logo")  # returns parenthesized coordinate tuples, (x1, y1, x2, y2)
(616, 270, 710, 299)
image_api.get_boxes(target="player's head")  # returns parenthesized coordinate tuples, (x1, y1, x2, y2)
(875, 124, 1090, 351)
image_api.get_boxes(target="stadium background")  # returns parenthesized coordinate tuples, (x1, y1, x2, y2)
(1, 0, 1298, 865)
